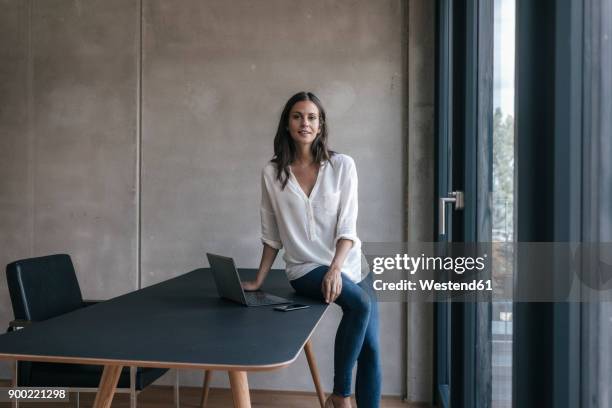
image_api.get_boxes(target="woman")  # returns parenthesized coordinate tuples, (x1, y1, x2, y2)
(242, 92, 381, 408)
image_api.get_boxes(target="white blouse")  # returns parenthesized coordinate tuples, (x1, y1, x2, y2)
(260, 153, 363, 283)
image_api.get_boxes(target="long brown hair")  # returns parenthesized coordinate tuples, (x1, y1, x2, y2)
(272, 92, 334, 189)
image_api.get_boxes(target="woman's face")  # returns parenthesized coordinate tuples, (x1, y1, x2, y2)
(287, 100, 321, 148)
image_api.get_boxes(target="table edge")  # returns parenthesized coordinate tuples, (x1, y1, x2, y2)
(0, 307, 329, 372)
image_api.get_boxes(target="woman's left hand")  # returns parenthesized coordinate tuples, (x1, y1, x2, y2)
(322, 266, 343, 304)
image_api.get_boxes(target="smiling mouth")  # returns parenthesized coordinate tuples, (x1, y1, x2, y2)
(298, 129, 312, 135)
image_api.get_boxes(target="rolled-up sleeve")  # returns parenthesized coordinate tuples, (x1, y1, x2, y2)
(260, 171, 283, 249)
(335, 159, 360, 247)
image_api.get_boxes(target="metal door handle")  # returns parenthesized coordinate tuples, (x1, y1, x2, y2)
(439, 191, 464, 236)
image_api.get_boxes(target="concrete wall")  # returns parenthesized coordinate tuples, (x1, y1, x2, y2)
(406, 0, 436, 403)
(0, 0, 31, 329)
(0, 0, 140, 320)
(0, 0, 409, 396)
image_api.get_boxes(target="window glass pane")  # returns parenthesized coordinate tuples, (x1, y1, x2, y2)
(583, 0, 612, 406)
(492, 0, 515, 407)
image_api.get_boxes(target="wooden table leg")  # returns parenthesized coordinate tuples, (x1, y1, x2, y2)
(11, 361, 18, 408)
(227, 371, 251, 408)
(304, 340, 326, 408)
(200, 370, 213, 408)
(174, 369, 180, 408)
(93, 364, 123, 408)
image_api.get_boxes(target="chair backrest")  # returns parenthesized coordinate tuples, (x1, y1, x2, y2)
(6, 254, 84, 322)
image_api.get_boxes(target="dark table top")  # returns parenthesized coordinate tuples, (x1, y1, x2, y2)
(0, 268, 328, 370)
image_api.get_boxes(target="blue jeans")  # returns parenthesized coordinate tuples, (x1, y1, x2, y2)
(290, 266, 381, 408)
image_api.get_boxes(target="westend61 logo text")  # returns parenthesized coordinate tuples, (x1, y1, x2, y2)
(370, 253, 488, 275)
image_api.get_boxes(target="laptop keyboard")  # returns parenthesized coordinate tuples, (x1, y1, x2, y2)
(244, 291, 287, 306)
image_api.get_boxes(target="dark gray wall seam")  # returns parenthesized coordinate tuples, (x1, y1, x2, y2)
(402, 0, 409, 401)
(137, 0, 143, 290)
(27, 0, 34, 256)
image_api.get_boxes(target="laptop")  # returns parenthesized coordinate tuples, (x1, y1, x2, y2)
(206, 253, 291, 307)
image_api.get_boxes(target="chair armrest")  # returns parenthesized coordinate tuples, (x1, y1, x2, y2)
(8, 319, 32, 331)
(82, 299, 104, 307)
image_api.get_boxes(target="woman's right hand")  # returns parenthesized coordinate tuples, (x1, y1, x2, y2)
(243, 244, 279, 292)
(241, 280, 261, 291)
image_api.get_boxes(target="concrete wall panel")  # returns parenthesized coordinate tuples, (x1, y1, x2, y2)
(29, 0, 139, 299)
(406, 0, 436, 402)
(0, 0, 32, 348)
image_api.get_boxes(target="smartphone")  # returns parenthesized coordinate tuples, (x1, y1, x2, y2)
(274, 303, 310, 312)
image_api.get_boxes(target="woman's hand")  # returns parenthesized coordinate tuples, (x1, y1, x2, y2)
(241, 280, 261, 291)
(322, 266, 343, 303)
(242, 245, 279, 292)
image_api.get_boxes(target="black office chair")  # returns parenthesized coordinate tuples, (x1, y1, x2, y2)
(6, 254, 179, 408)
